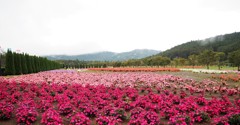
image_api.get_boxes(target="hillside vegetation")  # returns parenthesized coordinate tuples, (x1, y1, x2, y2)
(159, 32, 240, 58)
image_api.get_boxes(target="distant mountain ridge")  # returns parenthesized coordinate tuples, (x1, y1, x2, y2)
(45, 49, 160, 61)
(158, 32, 240, 59)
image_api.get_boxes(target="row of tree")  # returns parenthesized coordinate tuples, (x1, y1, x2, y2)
(170, 49, 240, 71)
(5, 50, 62, 75)
(58, 49, 240, 71)
(58, 60, 108, 69)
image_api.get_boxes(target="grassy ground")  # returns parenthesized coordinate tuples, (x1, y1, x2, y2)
(159, 71, 240, 87)
(158, 71, 211, 81)
(207, 66, 238, 70)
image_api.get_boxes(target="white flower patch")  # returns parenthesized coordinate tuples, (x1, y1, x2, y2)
(181, 68, 227, 74)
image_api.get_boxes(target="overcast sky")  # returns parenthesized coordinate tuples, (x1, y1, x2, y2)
(1, 0, 240, 56)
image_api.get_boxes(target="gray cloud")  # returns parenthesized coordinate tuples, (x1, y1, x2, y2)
(0, 0, 240, 55)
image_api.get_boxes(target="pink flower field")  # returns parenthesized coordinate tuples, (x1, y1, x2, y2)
(0, 70, 240, 125)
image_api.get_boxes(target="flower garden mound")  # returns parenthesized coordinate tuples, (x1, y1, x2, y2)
(88, 67, 180, 72)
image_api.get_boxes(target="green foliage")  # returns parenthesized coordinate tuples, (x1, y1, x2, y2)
(14, 52, 22, 75)
(159, 32, 240, 59)
(156, 56, 171, 67)
(33, 56, 39, 72)
(215, 52, 225, 70)
(21, 54, 28, 74)
(228, 49, 240, 71)
(172, 57, 187, 67)
(141, 56, 170, 67)
(188, 54, 198, 67)
(103, 63, 107, 68)
(113, 62, 122, 67)
(26, 54, 33, 73)
(161, 41, 204, 59)
(4, 51, 62, 75)
(0, 54, 5, 69)
(228, 114, 240, 125)
(31, 56, 36, 73)
(198, 50, 217, 69)
(5, 50, 15, 75)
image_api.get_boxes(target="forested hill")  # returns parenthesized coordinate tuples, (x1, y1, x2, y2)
(159, 32, 240, 59)
(46, 49, 160, 61)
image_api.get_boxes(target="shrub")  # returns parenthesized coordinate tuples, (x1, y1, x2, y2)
(58, 102, 74, 117)
(0, 102, 14, 120)
(109, 108, 128, 121)
(16, 105, 38, 125)
(192, 112, 210, 123)
(37, 100, 52, 112)
(228, 114, 240, 125)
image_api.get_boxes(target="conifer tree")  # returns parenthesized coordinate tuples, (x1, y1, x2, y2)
(14, 53, 22, 75)
(5, 50, 15, 75)
(26, 54, 33, 73)
(34, 56, 40, 72)
(21, 53, 28, 74)
(31, 56, 36, 73)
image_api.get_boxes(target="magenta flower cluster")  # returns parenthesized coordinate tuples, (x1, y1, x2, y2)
(70, 112, 90, 125)
(16, 101, 38, 125)
(41, 109, 63, 125)
(0, 101, 14, 120)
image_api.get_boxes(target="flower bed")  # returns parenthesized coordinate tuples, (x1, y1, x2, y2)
(181, 66, 204, 69)
(0, 71, 239, 124)
(88, 67, 180, 72)
(212, 74, 240, 82)
(181, 68, 227, 74)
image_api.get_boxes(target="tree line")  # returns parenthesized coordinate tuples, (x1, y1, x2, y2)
(4, 49, 62, 75)
(58, 49, 240, 71)
(168, 49, 240, 71)
(57, 60, 108, 69)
